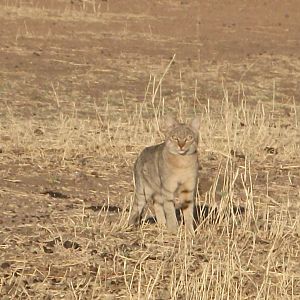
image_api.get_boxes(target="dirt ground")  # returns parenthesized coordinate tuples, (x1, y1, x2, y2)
(0, 1, 300, 299)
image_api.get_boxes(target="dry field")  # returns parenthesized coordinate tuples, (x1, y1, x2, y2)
(0, 1, 300, 299)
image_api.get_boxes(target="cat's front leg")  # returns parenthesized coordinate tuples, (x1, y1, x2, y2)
(153, 194, 178, 233)
(153, 194, 167, 227)
(163, 199, 178, 234)
(180, 189, 195, 235)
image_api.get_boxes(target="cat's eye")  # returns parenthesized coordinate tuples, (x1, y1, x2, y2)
(171, 135, 177, 140)
(187, 135, 193, 141)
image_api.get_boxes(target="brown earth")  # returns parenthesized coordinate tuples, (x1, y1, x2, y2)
(0, 1, 300, 299)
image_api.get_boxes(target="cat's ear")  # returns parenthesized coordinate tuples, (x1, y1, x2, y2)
(190, 116, 200, 132)
(160, 115, 178, 133)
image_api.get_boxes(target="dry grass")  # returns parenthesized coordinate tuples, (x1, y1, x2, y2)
(1, 1, 300, 299)
(1, 71, 300, 299)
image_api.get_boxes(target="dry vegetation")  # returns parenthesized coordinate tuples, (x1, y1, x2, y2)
(0, 1, 300, 299)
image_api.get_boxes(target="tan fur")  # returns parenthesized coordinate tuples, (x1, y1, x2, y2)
(129, 115, 200, 235)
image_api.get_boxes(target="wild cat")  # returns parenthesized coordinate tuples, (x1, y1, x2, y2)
(129, 115, 200, 235)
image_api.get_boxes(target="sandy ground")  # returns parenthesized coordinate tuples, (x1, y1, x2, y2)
(0, 1, 300, 299)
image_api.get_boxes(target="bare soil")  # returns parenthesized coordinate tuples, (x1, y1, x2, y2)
(0, 1, 300, 299)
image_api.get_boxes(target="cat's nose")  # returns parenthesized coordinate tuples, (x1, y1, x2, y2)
(178, 140, 186, 149)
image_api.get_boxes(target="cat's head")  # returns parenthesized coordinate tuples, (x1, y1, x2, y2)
(161, 115, 200, 155)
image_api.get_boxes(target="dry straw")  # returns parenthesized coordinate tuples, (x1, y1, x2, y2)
(1, 54, 300, 299)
